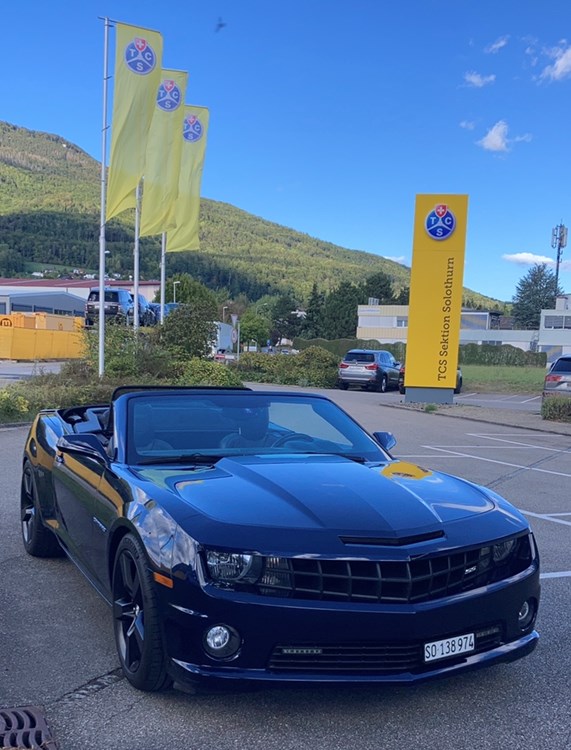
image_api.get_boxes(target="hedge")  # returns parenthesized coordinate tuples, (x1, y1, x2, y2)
(541, 397, 571, 422)
(294, 339, 546, 367)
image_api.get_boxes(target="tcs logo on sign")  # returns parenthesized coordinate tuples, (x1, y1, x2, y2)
(425, 204, 456, 241)
(124, 37, 157, 75)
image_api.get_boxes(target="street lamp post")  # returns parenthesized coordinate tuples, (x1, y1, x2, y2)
(222, 305, 228, 323)
(173, 280, 180, 304)
(552, 223, 568, 304)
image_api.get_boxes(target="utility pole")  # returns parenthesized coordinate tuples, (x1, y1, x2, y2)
(551, 222, 568, 305)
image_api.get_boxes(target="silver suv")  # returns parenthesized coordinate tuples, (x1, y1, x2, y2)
(543, 355, 571, 399)
(337, 349, 400, 392)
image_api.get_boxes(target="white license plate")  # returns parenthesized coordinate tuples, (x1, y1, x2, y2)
(424, 633, 475, 663)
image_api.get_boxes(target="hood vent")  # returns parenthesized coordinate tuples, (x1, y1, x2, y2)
(340, 530, 445, 546)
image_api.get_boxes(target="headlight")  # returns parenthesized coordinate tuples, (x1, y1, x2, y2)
(205, 549, 262, 583)
(492, 538, 516, 562)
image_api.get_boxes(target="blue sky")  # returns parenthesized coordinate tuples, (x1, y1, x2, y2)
(1, 0, 570, 301)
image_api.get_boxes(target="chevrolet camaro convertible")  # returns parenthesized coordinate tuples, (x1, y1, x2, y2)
(21, 386, 539, 692)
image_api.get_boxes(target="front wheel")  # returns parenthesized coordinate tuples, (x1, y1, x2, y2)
(112, 534, 171, 692)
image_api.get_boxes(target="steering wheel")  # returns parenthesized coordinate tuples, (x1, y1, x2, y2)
(272, 432, 315, 448)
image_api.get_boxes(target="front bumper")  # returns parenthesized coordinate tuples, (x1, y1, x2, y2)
(160, 565, 539, 686)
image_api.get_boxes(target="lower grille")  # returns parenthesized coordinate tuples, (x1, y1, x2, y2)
(269, 625, 502, 674)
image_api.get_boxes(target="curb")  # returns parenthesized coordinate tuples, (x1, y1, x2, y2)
(380, 401, 571, 437)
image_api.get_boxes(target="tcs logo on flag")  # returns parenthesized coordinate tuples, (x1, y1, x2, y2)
(183, 116, 203, 142)
(156, 80, 182, 111)
(124, 37, 157, 75)
(425, 204, 456, 241)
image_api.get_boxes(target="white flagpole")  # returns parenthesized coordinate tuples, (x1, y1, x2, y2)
(98, 17, 111, 376)
(160, 232, 166, 324)
(133, 181, 142, 329)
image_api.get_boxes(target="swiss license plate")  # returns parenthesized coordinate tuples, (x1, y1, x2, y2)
(424, 633, 475, 663)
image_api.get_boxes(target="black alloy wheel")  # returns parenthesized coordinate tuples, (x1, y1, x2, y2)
(337, 381, 349, 390)
(20, 462, 62, 557)
(112, 534, 171, 692)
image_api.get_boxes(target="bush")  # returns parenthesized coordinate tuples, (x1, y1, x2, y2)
(82, 327, 175, 379)
(174, 359, 244, 387)
(459, 344, 546, 367)
(294, 338, 406, 362)
(0, 388, 30, 420)
(234, 346, 338, 387)
(541, 397, 571, 422)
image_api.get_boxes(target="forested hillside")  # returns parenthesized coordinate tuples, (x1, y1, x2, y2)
(0, 121, 502, 306)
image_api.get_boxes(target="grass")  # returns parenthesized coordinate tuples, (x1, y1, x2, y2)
(461, 364, 545, 394)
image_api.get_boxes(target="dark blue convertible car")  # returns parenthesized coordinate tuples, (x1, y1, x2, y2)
(21, 386, 539, 692)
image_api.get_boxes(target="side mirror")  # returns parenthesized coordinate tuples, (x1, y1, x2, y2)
(57, 433, 110, 463)
(372, 431, 397, 452)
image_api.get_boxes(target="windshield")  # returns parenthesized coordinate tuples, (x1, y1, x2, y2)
(344, 352, 375, 363)
(88, 291, 119, 303)
(126, 392, 386, 465)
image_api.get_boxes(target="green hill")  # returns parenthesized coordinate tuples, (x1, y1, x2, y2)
(0, 120, 502, 306)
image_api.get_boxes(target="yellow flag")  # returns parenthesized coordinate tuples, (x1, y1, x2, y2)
(139, 70, 188, 237)
(167, 106, 210, 252)
(106, 23, 163, 221)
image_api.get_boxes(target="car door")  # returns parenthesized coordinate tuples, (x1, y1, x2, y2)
(51, 444, 105, 567)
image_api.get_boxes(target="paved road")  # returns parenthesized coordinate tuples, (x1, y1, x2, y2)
(1, 390, 570, 750)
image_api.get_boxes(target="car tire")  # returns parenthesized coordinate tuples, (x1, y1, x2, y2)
(21, 462, 63, 558)
(377, 374, 388, 393)
(112, 533, 172, 692)
(399, 386, 405, 395)
(454, 379, 463, 395)
(337, 382, 349, 390)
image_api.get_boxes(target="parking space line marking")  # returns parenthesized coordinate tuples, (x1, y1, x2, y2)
(413, 444, 570, 451)
(455, 393, 479, 399)
(520, 510, 571, 527)
(466, 434, 571, 452)
(540, 571, 571, 579)
(421, 446, 571, 478)
(548, 513, 571, 517)
(522, 396, 541, 403)
(469, 432, 564, 438)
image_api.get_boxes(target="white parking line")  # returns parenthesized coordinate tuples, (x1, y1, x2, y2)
(540, 571, 571, 579)
(522, 396, 542, 403)
(468, 433, 571, 451)
(519, 510, 571, 527)
(422, 445, 571, 478)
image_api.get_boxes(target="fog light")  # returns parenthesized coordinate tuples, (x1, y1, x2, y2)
(518, 599, 535, 630)
(203, 624, 241, 659)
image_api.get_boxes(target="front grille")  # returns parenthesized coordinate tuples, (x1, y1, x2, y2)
(269, 625, 503, 674)
(256, 535, 532, 604)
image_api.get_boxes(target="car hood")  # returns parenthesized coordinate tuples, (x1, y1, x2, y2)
(133, 455, 527, 552)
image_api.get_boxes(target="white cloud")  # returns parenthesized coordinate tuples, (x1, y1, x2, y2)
(477, 121, 532, 152)
(540, 44, 571, 81)
(477, 121, 509, 151)
(503, 253, 555, 266)
(464, 71, 496, 87)
(459, 120, 476, 130)
(502, 253, 571, 270)
(485, 36, 509, 54)
(383, 256, 408, 266)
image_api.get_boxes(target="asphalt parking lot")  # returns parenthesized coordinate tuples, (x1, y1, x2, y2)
(1, 390, 570, 750)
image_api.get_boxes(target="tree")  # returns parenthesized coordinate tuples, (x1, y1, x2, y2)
(270, 294, 302, 344)
(159, 274, 217, 317)
(512, 264, 562, 330)
(301, 283, 326, 339)
(321, 282, 361, 339)
(239, 308, 271, 348)
(359, 271, 396, 304)
(158, 301, 217, 358)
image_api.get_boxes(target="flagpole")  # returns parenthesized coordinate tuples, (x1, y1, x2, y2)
(160, 232, 166, 324)
(133, 180, 142, 329)
(98, 16, 111, 377)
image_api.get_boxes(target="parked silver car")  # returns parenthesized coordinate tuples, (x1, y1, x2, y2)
(543, 355, 571, 398)
(337, 349, 400, 392)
